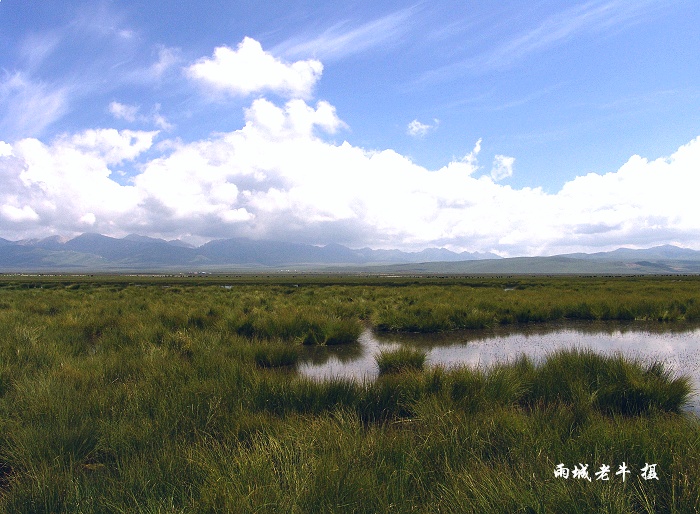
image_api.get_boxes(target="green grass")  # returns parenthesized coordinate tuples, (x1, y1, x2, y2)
(253, 342, 300, 368)
(525, 348, 693, 415)
(0, 276, 698, 512)
(376, 347, 427, 375)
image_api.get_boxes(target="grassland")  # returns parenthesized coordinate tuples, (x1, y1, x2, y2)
(0, 275, 699, 512)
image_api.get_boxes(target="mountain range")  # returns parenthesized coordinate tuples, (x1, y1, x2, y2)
(0, 233, 497, 271)
(1, 233, 699, 274)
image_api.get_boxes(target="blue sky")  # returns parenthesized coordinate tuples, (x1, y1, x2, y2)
(1, 0, 699, 256)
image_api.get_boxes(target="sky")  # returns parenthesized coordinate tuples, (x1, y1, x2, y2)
(1, 0, 699, 256)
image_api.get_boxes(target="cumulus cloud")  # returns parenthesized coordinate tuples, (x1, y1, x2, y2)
(62, 128, 158, 165)
(0, 129, 150, 233)
(244, 98, 345, 139)
(407, 118, 439, 137)
(464, 138, 481, 168)
(1, 77, 700, 255)
(491, 155, 515, 181)
(1, 205, 40, 223)
(0, 142, 12, 157)
(0, 39, 700, 255)
(79, 212, 97, 225)
(187, 37, 323, 99)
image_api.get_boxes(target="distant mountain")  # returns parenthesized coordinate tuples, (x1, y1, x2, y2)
(122, 234, 171, 245)
(60, 233, 205, 267)
(0, 235, 698, 273)
(0, 244, 105, 269)
(199, 238, 329, 266)
(122, 234, 194, 248)
(363, 255, 700, 275)
(16, 235, 69, 250)
(165, 239, 195, 249)
(0, 233, 499, 271)
(563, 245, 700, 262)
(195, 238, 496, 266)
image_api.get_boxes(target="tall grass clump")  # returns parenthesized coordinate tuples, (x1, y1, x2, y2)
(524, 348, 692, 415)
(227, 306, 362, 346)
(253, 342, 300, 369)
(447, 361, 530, 413)
(375, 347, 427, 375)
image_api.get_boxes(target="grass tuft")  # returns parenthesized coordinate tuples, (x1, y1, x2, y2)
(376, 347, 427, 375)
(253, 343, 300, 369)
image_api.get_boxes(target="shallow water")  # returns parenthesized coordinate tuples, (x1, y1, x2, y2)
(299, 321, 700, 413)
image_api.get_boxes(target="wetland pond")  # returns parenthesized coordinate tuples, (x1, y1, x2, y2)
(299, 321, 700, 413)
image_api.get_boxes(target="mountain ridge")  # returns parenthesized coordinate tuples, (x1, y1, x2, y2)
(0, 233, 499, 270)
(0, 234, 699, 273)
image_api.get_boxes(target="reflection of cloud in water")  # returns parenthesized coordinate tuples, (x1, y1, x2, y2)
(299, 322, 700, 414)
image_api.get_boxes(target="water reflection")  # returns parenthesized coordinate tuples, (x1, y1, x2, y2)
(300, 342, 364, 366)
(298, 322, 700, 413)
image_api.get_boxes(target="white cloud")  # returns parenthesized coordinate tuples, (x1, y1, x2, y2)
(1, 204, 40, 223)
(0, 72, 70, 139)
(219, 208, 254, 223)
(0, 142, 12, 157)
(421, 0, 666, 83)
(407, 119, 439, 137)
(0, 129, 150, 236)
(149, 46, 180, 79)
(491, 155, 515, 181)
(79, 212, 97, 225)
(273, 7, 416, 61)
(109, 101, 139, 122)
(187, 37, 323, 99)
(464, 138, 481, 168)
(152, 112, 174, 131)
(109, 102, 174, 131)
(1, 91, 700, 255)
(244, 98, 345, 140)
(477, 1, 640, 70)
(20, 32, 62, 72)
(63, 128, 158, 165)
